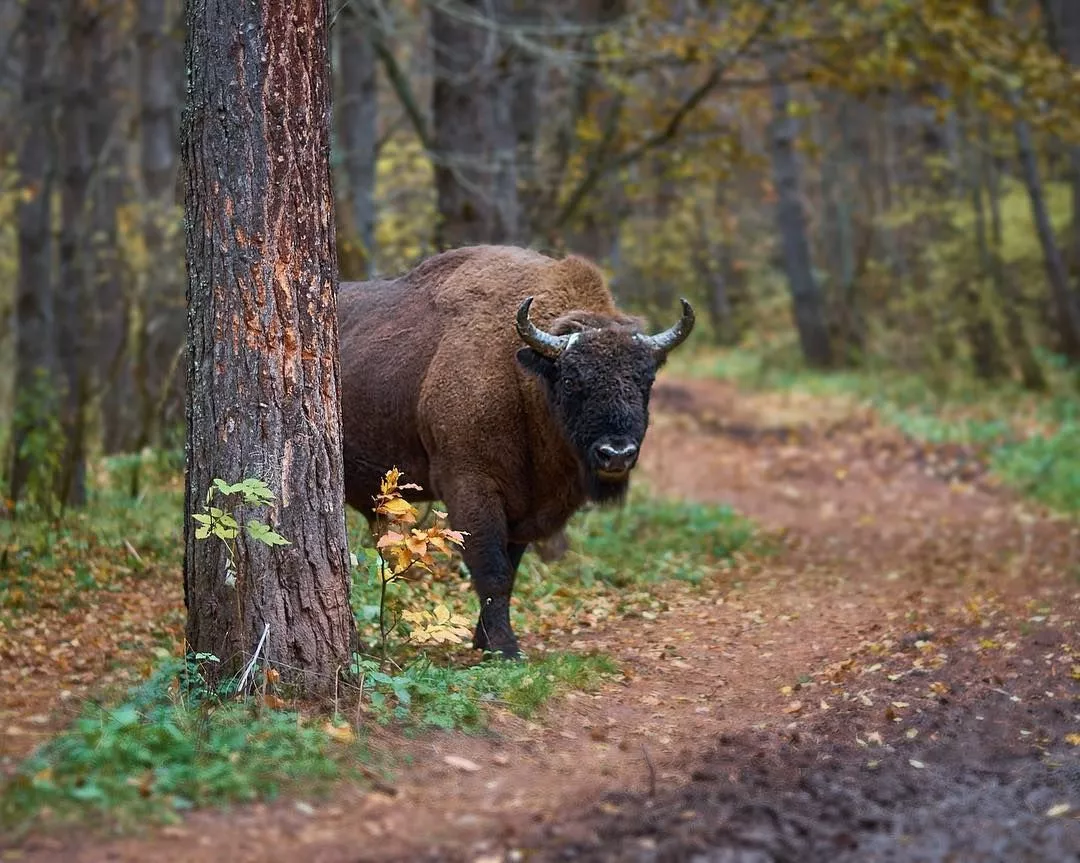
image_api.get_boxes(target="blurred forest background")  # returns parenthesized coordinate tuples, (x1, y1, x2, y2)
(2, 0, 1080, 514)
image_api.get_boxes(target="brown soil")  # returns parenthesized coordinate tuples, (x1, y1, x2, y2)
(4, 377, 1079, 863)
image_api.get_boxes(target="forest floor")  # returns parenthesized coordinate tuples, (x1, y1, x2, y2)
(4, 375, 1080, 862)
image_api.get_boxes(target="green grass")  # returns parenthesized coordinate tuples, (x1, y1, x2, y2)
(0, 452, 184, 614)
(993, 421, 1080, 513)
(355, 651, 619, 731)
(555, 489, 756, 588)
(1, 658, 356, 834)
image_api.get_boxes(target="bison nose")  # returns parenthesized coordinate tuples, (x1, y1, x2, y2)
(595, 440, 639, 473)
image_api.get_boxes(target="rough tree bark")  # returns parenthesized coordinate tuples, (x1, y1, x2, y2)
(10, 0, 59, 503)
(335, 0, 378, 278)
(767, 53, 833, 368)
(183, 0, 356, 693)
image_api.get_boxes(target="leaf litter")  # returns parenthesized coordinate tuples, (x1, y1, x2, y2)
(4, 376, 1080, 862)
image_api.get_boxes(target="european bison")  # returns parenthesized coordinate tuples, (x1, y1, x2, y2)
(339, 245, 694, 657)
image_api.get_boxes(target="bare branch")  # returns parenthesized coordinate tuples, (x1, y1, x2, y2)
(549, 6, 776, 232)
(373, 33, 432, 151)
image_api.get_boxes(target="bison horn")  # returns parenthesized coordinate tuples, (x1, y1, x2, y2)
(515, 297, 575, 359)
(640, 298, 696, 356)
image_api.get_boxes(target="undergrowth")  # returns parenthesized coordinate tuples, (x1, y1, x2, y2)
(3, 464, 749, 833)
(1, 656, 354, 834)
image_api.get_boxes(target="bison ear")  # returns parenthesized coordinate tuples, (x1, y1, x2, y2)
(516, 347, 557, 383)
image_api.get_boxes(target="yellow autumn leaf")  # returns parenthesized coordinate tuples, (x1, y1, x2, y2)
(378, 497, 415, 518)
(324, 722, 355, 744)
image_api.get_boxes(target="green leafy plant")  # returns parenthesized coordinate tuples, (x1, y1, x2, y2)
(193, 478, 290, 586)
(0, 655, 358, 833)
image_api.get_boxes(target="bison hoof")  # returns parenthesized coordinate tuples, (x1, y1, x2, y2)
(480, 643, 524, 661)
(473, 629, 522, 660)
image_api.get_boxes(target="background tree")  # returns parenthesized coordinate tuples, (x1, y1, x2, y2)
(7, 0, 1080, 520)
(182, 0, 356, 693)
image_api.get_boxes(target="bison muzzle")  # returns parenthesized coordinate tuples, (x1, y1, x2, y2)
(339, 245, 694, 658)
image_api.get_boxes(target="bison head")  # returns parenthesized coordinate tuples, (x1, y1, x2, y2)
(515, 297, 695, 503)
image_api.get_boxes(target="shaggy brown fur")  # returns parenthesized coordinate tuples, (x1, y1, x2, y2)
(338, 245, 690, 657)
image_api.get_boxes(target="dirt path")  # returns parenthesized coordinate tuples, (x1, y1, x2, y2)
(6, 377, 1080, 862)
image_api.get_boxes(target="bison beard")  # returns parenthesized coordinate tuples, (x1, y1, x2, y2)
(338, 246, 694, 658)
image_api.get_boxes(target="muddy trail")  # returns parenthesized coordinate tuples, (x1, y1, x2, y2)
(7, 377, 1080, 863)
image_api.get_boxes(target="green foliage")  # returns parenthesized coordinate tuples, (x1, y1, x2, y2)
(352, 652, 618, 731)
(994, 422, 1080, 513)
(0, 657, 355, 833)
(558, 489, 755, 588)
(0, 464, 181, 613)
(193, 477, 290, 587)
(8, 370, 66, 517)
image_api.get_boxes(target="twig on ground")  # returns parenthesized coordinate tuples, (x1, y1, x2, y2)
(641, 744, 657, 797)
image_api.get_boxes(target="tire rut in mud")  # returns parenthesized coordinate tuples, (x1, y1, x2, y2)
(510, 625, 1080, 863)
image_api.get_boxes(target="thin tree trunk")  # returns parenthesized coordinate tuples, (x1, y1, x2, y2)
(767, 54, 833, 368)
(11, 0, 59, 504)
(183, 0, 356, 693)
(134, 0, 183, 456)
(335, 0, 377, 278)
(981, 115, 1046, 390)
(1013, 115, 1080, 360)
(55, 1, 95, 507)
(1039, 0, 1080, 272)
(91, 0, 130, 455)
(957, 110, 1008, 381)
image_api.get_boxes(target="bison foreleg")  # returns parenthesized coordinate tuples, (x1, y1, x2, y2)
(467, 536, 527, 659)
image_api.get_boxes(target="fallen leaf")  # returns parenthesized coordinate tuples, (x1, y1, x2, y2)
(324, 722, 355, 744)
(443, 755, 481, 773)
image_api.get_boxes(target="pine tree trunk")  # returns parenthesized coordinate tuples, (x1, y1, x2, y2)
(10, 0, 60, 504)
(767, 57, 833, 368)
(182, 0, 356, 694)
